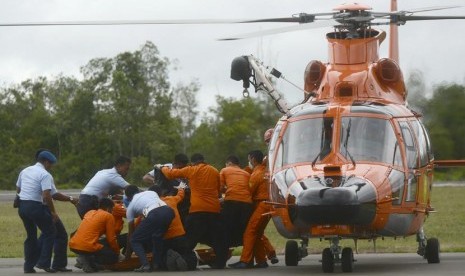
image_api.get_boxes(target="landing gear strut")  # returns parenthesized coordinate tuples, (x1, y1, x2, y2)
(416, 227, 440, 264)
(321, 237, 356, 273)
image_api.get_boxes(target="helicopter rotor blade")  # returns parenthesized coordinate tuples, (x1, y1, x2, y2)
(0, 18, 288, 27)
(218, 19, 337, 41)
(395, 15, 465, 23)
(238, 12, 335, 24)
(372, 5, 462, 17)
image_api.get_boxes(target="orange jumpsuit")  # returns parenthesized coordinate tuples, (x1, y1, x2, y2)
(162, 189, 186, 240)
(219, 166, 252, 203)
(162, 163, 227, 268)
(162, 164, 221, 214)
(69, 209, 120, 254)
(239, 163, 272, 264)
(220, 165, 252, 247)
(256, 157, 276, 260)
(112, 202, 126, 235)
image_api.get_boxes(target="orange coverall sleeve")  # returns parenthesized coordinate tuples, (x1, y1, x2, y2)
(161, 166, 192, 180)
(105, 215, 120, 253)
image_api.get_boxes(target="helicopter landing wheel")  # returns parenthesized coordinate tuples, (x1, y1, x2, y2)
(322, 247, 334, 273)
(425, 238, 440, 264)
(285, 240, 299, 266)
(341, 247, 354, 272)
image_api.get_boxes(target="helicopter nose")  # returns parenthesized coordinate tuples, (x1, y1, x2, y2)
(294, 182, 376, 225)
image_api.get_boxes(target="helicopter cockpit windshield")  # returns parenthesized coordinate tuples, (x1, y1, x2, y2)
(340, 117, 402, 165)
(282, 117, 334, 166)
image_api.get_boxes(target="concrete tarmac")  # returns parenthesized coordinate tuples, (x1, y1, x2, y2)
(1, 253, 465, 276)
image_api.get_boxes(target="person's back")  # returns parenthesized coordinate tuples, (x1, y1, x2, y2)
(161, 189, 186, 240)
(162, 157, 220, 214)
(161, 153, 226, 269)
(69, 209, 119, 253)
(220, 165, 251, 203)
(219, 155, 253, 248)
(69, 198, 120, 273)
(77, 156, 131, 219)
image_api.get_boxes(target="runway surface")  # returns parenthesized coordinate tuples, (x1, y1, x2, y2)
(1, 253, 465, 275)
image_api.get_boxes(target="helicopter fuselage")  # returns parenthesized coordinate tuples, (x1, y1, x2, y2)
(267, 29, 433, 240)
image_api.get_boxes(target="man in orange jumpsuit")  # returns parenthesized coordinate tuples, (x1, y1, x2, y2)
(219, 155, 252, 247)
(262, 128, 279, 265)
(69, 198, 121, 273)
(229, 150, 273, 269)
(161, 153, 228, 269)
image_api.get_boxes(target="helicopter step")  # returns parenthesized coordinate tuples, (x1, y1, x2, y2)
(319, 237, 357, 273)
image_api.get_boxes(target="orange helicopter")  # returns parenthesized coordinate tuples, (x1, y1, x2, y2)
(2, 1, 464, 273)
(228, 1, 465, 273)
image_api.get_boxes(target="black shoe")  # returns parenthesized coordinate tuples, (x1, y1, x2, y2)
(134, 264, 152, 272)
(270, 256, 279, 264)
(35, 265, 56, 273)
(228, 261, 253, 269)
(254, 262, 269, 268)
(52, 267, 72, 272)
(24, 268, 36, 273)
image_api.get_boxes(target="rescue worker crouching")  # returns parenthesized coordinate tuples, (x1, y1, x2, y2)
(69, 198, 122, 273)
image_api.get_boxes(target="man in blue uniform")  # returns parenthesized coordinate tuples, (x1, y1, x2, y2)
(77, 156, 132, 218)
(16, 150, 77, 273)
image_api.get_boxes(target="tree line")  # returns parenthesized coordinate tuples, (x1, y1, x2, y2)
(1, 42, 464, 190)
(0, 41, 280, 189)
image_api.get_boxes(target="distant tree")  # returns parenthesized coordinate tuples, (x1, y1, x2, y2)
(171, 81, 199, 153)
(425, 84, 465, 160)
(80, 41, 182, 166)
(190, 95, 281, 168)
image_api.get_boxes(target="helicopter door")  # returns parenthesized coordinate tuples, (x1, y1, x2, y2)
(398, 121, 419, 204)
(410, 120, 433, 208)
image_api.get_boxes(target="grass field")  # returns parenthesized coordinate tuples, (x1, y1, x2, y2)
(2, 186, 464, 258)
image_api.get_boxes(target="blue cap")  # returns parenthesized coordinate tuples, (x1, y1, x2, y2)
(38, 151, 57, 164)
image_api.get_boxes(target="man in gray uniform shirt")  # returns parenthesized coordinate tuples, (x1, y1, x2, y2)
(77, 156, 131, 218)
(124, 185, 175, 272)
(16, 150, 77, 273)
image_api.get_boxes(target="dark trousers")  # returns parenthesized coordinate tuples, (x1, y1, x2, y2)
(221, 200, 253, 247)
(131, 206, 174, 268)
(163, 235, 197, 270)
(76, 194, 99, 219)
(71, 246, 118, 265)
(18, 200, 56, 271)
(185, 212, 228, 268)
(99, 233, 128, 253)
(38, 217, 69, 269)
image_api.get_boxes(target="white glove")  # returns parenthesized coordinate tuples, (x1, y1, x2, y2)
(118, 253, 125, 262)
(154, 163, 172, 169)
(176, 181, 187, 189)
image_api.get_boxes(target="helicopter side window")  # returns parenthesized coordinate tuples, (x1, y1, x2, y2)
(340, 117, 400, 165)
(420, 122, 434, 161)
(268, 124, 283, 171)
(399, 121, 419, 169)
(274, 140, 284, 170)
(282, 117, 333, 166)
(410, 120, 429, 167)
(406, 172, 418, 202)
